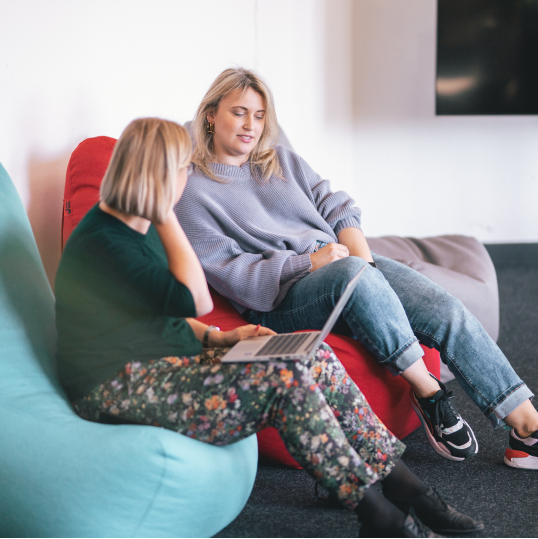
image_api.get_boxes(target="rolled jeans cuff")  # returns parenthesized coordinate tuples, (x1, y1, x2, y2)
(380, 339, 424, 376)
(487, 383, 535, 430)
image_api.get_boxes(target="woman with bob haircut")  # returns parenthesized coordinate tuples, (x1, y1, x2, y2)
(175, 67, 538, 471)
(56, 117, 481, 538)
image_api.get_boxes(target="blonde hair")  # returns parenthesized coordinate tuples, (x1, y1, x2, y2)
(100, 118, 192, 223)
(192, 67, 282, 183)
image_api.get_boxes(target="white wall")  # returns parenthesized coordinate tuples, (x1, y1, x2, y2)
(1, 0, 537, 287)
(351, 0, 538, 243)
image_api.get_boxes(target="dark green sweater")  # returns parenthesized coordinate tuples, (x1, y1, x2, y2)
(56, 204, 202, 401)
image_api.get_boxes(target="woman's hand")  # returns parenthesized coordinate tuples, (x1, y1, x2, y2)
(310, 243, 349, 272)
(210, 324, 277, 348)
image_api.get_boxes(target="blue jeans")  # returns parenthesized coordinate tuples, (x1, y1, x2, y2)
(246, 254, 533, 429)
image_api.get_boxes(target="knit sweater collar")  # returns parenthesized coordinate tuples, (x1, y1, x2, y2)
(210, 160, 253, 180)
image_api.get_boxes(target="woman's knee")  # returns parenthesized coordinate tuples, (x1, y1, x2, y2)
(310, 344, 337, 367)
(326, 257, 372, 294)
(415, 288, 474, 344)
(440, 292, 470, 327)
(308, 344, 347, 381)
(335, 255, 368, 275)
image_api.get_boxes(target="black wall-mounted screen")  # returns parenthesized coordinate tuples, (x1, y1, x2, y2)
(436, 0, 538, 115)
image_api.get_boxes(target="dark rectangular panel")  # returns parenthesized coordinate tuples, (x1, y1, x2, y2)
(436, 0, 538, 115)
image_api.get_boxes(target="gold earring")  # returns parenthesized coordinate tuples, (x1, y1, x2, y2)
(207, 122, 214, 134)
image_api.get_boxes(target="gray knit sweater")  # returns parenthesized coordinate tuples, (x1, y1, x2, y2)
(175, 145, 362, 313)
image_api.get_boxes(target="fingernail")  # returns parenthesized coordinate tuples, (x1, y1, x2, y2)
(256, 324, 260, 331)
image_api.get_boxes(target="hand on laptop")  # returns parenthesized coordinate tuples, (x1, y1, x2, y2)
(209, 324, 277, 348)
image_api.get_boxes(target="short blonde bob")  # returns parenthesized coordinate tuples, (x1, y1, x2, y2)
(100, 118, 192, 224)
(192, 67, 282, 183)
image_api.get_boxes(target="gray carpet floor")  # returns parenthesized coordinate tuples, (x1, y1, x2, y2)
(215, 265, 538, 538)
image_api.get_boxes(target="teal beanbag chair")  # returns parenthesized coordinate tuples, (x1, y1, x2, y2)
(0, 163, 257, 538)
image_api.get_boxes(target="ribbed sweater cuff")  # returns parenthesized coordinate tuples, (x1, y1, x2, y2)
(281, 253, 312, 282)
(334, 217, 362, 236)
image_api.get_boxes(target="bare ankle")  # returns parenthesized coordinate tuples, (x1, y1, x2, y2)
(401, 361, 441, 399)
(416, 387, 441, 399)
(504, 400, 538, 437)
(516, 425, 538, 438)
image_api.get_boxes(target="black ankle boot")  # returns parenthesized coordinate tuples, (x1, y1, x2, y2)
(359, 509, 442, 538)
(314, 481, 344, 508)
(385, 486, 484, 535)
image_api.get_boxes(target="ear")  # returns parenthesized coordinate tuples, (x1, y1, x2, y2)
(206, 110, 215, 124)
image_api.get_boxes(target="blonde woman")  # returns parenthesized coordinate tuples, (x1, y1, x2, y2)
(55, 117, 481, 537)
(176, 67, 538, 471)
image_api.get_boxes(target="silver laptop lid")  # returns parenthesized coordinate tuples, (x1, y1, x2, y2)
(309, 265, 367, 352)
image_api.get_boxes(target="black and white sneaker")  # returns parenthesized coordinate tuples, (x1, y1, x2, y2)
(505, 428, 538, 469)
(410, 376, 478, 461)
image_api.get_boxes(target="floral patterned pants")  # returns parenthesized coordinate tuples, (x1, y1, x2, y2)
(74, 343, 405, 509)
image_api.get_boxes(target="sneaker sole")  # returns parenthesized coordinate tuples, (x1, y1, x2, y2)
(504, 449, 538, 469)
(410, 392, 478, 462)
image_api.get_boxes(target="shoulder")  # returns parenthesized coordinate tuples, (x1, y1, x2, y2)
(273, 145, 318, 184)
(63, 206, 140, 264)
(274, 144, 302, 166)
(64, 205, 108, 253)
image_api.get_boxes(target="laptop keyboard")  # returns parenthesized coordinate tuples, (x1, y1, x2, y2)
(254, 332, 313, 357)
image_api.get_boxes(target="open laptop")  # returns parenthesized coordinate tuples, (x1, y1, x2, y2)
(221, 266, 366, 362)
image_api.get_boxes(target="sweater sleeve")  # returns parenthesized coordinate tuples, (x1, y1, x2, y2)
(284, 148, 363, 234)
(187, 231, 312, 312)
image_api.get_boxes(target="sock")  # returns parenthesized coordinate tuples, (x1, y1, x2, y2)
(380, 460, 428, 503)
(355, 486, 406, 537)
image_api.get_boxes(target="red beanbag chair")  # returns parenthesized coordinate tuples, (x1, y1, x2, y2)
(62, 136, 117, 251)
(63, 136, 440, 469)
